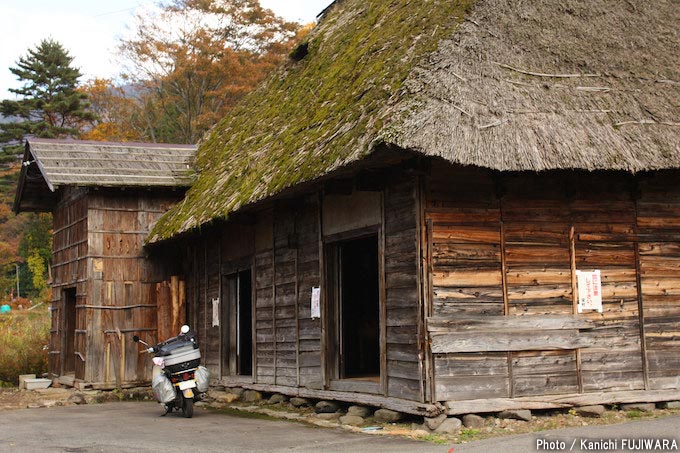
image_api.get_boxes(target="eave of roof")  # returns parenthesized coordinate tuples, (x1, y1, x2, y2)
(13, 139, 197, 213)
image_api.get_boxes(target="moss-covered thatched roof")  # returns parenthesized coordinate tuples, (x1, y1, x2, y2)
(150, 0, 680, 242)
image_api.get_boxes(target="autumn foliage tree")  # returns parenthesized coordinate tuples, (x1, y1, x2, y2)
(79, 79, 142, 142)
(88, 0, 303, 144)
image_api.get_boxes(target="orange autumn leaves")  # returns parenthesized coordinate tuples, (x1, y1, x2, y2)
(80, 0, 311, 144)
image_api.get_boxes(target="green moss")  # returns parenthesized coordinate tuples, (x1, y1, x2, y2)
(151, 0, 476, 241)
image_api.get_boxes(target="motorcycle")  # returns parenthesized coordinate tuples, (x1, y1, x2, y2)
(133, 325, 208, 418)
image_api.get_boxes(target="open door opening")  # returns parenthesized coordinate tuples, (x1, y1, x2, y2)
(63, 288, 77, 375)
(222, 270, 253, 377)
(328, 234, 380, 382)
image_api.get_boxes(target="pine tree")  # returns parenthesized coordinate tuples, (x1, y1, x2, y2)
(0, 39, 95, 152)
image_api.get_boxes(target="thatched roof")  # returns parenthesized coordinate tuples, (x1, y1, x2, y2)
(14, 139, 196, 212)
(149, 0, 680, 242)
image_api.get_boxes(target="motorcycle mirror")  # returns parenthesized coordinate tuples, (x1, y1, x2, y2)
(180, 325, 190, 334)
(132, 335, 140, 343)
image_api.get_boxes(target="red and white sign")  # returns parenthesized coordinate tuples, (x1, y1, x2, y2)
(577, 270, 603, 313)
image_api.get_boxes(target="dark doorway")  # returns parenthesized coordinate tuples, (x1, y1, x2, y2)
(330, 234, 380, 380)
(63, 288, 77, 374)
(222, 270, 253, 377)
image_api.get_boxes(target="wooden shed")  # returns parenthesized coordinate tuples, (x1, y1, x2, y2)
(14, 138, 196, 388)
(148, 0, 679, 416)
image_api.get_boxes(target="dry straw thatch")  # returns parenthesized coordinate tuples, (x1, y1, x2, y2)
(150, 0, 680, 242)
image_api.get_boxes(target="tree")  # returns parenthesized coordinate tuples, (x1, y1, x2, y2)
(0, 39, 95, 151)
(116, 0, 301, 144)
(17, 213, 52, 299)
(79, 79, 142, 142)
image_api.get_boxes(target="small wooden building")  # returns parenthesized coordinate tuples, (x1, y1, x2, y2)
(147, 0, 680, 416)
(14, 138, 196, 388)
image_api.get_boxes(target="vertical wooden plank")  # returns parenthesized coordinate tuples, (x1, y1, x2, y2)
(569, 225, 584, 393)
(295, 245, 300, 387)
(426, 218, 436, 402)
(500, 221, 514, 398)
(634, 199, 650, 390)
(171, 275, 179, 334)
(179, 279, 186, 327)
(105, 343, 111, 384)
(415, 175, 426, 403)
(272, 209, 278, 385)
(318, 191, 329, 389)
(251, 264, 257, 383)
(379, 191, 388, 396)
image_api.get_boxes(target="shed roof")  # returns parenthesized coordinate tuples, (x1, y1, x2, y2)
(149, 0, 680, 242)
(14, 139, 196, 213)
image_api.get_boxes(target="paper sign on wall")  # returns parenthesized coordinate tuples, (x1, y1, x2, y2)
(577, 270, 603, 313)
(212, 298, 220, 327)
(311, 287, 321, 319)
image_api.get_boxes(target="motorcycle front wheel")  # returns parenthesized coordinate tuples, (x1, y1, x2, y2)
(181, 395, 194, 418)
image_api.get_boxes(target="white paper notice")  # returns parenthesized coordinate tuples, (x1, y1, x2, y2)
(212, 298, 220, 327)
(311, 287, 321, 319)
(577, 270, 603, 313)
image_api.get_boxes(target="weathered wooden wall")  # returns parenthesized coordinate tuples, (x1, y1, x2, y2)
(50, 188, 184, 387)
(185, 175, 424, 403)
(384, 178, 422, 401)
(85, 190, 185, 387)
(426, 165, 680, 406)
(51, 187, 88, 379)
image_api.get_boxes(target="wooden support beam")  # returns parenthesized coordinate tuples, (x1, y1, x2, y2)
(446, 389, 680, 415)
(430, 330, 596, 354)
(234, 382, 442, 417)
(427, 315, 594, 332)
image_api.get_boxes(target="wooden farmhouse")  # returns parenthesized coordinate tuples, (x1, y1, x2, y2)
(146, 0, 680, 416)
(14, 138, 196, 388)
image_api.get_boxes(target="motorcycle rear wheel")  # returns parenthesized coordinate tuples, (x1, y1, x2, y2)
(182, 395, 194, 418)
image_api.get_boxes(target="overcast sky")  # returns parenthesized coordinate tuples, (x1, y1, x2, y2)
(0, 0, 333, 100)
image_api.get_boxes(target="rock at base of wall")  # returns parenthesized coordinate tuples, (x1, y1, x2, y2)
(424, 414, 447, 431)
(620, 403, 655, 412)
(242, 390, 262, 402)
(67, 393, 87, 405)
(575, 405, 605, 418)
(374, 409, 403, 423)
(347, 405, 373, 417)
(269, 394, 289, 404)
(434, 417, 462, 435)
(498, 410, 532, 421)
(316, 400, 341, 413)
(339, 415, 364, 426)
(659, 401, 680, 410)
(290, 397, 311, 407)
(462, 414, 485, 429)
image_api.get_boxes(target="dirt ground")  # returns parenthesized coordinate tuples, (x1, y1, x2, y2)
(0, 386, 152, 411)
(3, 386, 679, 445)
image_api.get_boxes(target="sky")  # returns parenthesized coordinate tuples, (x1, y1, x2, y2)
(0, 0, 334, 100)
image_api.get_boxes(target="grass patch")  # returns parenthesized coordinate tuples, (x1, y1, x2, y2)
(213, 406, 282, 422)
(626, 409, 643, 419)
(415, 433, 448, 445)
(0, 310, 50, 385)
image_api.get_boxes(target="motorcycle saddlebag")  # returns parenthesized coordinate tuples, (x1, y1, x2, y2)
(195, 366, 210, 393)
(152, 373, 175, 404)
